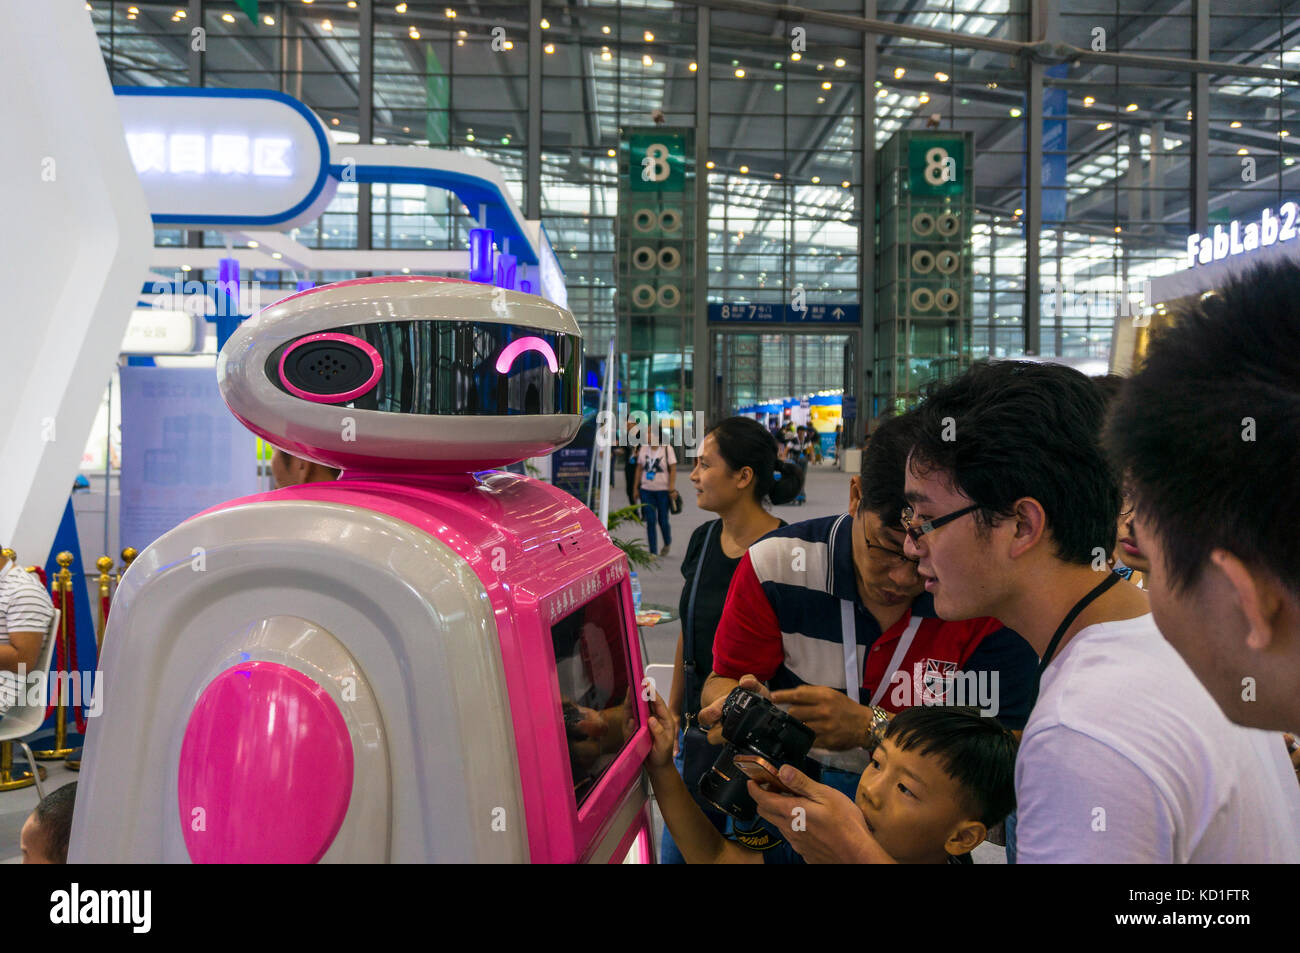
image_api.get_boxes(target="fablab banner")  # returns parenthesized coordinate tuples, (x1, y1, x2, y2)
(119, 366, 258, 551)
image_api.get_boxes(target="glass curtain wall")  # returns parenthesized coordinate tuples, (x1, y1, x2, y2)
(96, 1, 1300, 380)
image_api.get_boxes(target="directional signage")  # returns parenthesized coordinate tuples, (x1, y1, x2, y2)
(708, 303, 860, 324)
(115, 87, 337, 229)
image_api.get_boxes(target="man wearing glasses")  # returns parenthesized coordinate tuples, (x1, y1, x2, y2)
(698, 411, 1038, 803)
(746, 361, 1299, 864)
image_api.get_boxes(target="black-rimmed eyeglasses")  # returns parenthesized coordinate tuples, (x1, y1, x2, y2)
(861, 515, 919, 567)
(900, 503, 982, 543)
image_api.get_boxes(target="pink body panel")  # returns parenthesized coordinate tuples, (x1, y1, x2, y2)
(177, 661, 354, 864)
(194, 470, 650, 863)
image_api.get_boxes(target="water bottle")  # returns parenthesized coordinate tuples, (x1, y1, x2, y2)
(629, 571, 643, 613)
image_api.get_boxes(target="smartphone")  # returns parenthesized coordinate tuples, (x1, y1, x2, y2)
(733, 755, 798, 795)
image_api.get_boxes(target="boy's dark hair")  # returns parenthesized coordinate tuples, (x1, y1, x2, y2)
(908, 361, 1120, 564)
(859, 412, 922, 527)
(883, 707, 1017, 829)
(33, 782, 77, 864)
(1090, 373, 1126, 409)
(1105, 261, 1300, 595)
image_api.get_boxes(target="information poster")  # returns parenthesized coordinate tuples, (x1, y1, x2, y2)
(119, 366, 258, 551)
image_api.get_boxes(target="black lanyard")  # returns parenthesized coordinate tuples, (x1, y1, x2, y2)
(1036, 572, 1122, 689)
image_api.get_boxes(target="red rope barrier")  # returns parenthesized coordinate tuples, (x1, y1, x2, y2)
(44, 582, 62, 722)
(66, 589, 85, 735)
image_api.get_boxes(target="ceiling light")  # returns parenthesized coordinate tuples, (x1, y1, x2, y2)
(816, 63, 824, 71)
(791, 52, 801, 62)
(643, 54, 654, 66)
(919, 92, 930, 104)
(221, 12, 235, 22)
(834, 58, 846, 68)
(540, 18, 550, 28)
(503, 40, 513, 50)
(602, 25, 610, 34)
(1125, 103, 1138, 112)
(1013, 208, 1023, 216)
(601, 50, 611, 61)
(247, 241, 259, 248)
(817, 96, 825, 104)
(409, 27, 420, 38)
(174, 8, 185, 17)
(1097, 122, 1112, 130)
(445, 7, 456, 17)
(263, 14, 275, 24)
(331, 117, 340, 125)
(935, 71, 949, 82)
(1010, 107, 1022, 117)
(740, 165, 748, 173)
(644, 30, 654, 42)
(841, 180, 850, 188)
(689, 62, 697, 71)
(321, 19, 333, 31)
(1083, 96, 1095, 107)
(811, 175, 820, 183)
(822, 81, 832, 90)
(396, 2, 406, 10)
(1230, 120, 1242, 128)
(456, 39, 463, 46)
(607, 149, 616, 157)
(894, 67, 906, 79)
(544, 44, 554, 54)
(705, 161, 714, 169)
(457, 29, 467, 37)
(1237, 147, 1249, 155)
(774, 172, 781, 179)
(735, 68, 745, 77)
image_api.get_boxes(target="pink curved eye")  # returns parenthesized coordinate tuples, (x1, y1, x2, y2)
(495, 336, 558, 374)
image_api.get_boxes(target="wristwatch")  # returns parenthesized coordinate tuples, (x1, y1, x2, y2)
(864, 705, 891, 749)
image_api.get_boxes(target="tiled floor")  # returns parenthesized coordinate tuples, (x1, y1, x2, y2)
(1, 462, 1004, 863)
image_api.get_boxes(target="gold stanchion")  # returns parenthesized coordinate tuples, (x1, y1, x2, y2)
(66, 555, 115, 772)
(0, 548, 48, 790)
(33, 552, 77, 760)
(94, 555, 113, 655)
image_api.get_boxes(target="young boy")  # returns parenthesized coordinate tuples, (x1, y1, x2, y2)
(646, 695, 1016, 864)
(19, 782, 76, 864)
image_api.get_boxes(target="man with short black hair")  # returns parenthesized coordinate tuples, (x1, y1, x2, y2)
(1106, 260, 1300, 734)
(901, 361, 1299, 862)
(749, 361, 1300, 864)
(700, 411, 1038, 799)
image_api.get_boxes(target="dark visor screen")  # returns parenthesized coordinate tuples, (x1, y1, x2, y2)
(268, 320, 580, 415)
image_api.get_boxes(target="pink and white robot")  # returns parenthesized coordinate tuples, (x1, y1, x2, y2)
(69, 276, 653, 863)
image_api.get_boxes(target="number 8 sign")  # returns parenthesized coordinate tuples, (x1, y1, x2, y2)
(630, 133, 685, 191)
(908, 137, 963, 196)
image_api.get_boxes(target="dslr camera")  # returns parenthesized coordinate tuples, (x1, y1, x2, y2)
(698, 687, 816, 822)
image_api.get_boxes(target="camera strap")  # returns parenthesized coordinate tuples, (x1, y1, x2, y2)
(683, 520, 719, 718)
(1036, 571, 1122, 690)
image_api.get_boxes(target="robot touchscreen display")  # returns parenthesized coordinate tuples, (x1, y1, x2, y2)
(552, 585, 638, 804)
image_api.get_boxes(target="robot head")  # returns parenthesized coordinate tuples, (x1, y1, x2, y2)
(217, 276, 583, 473)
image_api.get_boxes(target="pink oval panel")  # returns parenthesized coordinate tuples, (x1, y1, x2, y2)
(178, 661, 354, 864)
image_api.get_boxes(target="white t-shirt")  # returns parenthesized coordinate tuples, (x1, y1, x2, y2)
(636, 445, 677, 492)
(1016, 613, 1300, 863)
(0, 561, 54, 715)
